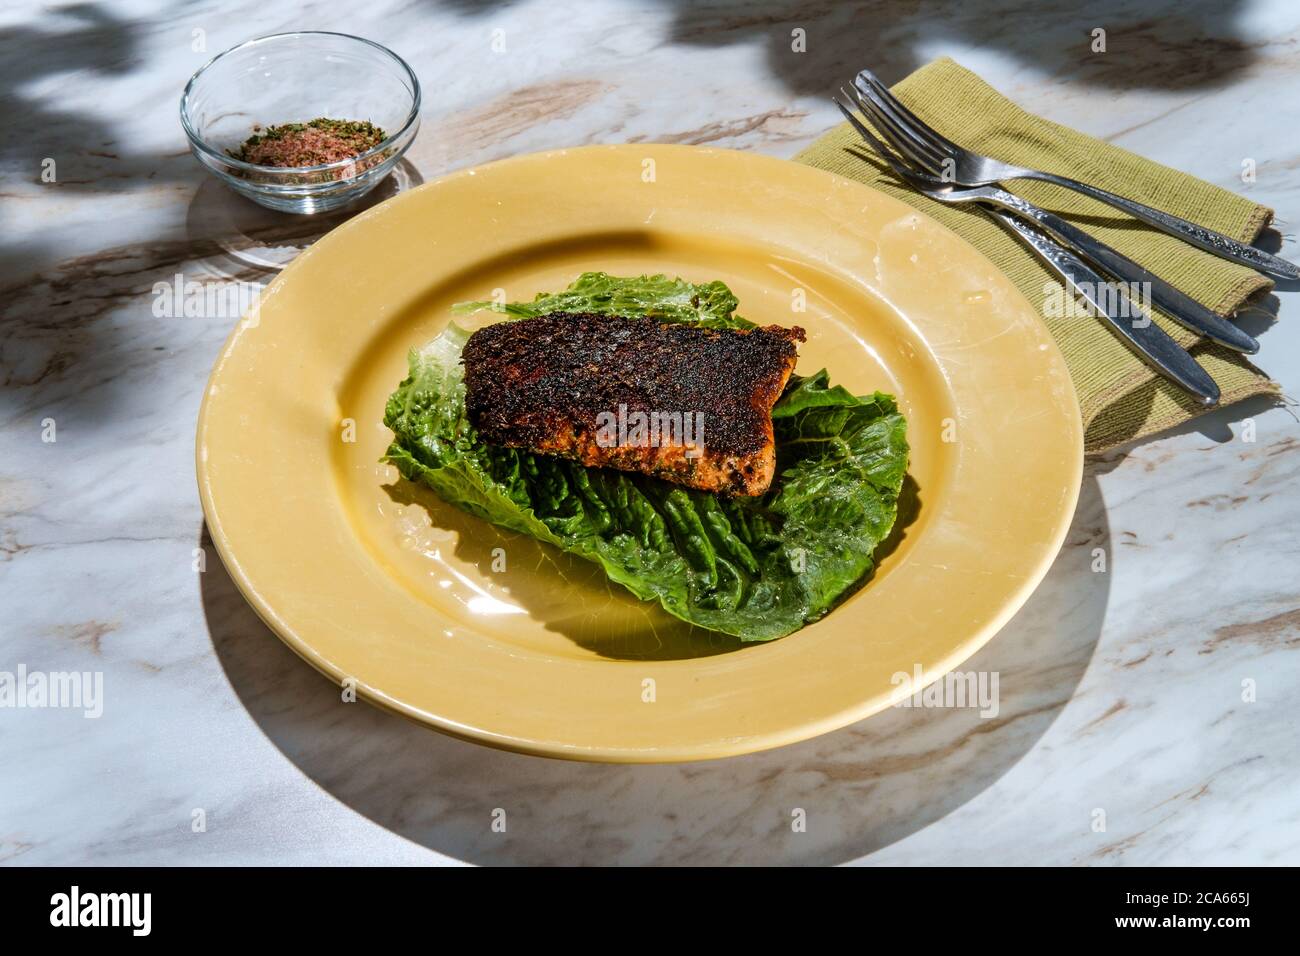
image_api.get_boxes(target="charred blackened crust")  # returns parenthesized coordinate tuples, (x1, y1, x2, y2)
(461, 311, 804, 494)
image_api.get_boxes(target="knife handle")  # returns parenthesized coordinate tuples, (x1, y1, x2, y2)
(992, 209, 1219, 405)
(988, 190, 1258, 355)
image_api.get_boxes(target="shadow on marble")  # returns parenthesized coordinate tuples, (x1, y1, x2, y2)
(200, 474, 1109, 865)
(0, 3, 183, 288)
(0, 4, 142, 171)
(183, 160, 425, 275)
(440, 0, 1255, 94)
(1088, 392, 1292, 473)
(0, 158, 425, 429)
(679, 0, 1256, 94)
(1085, 385, 1288, 458)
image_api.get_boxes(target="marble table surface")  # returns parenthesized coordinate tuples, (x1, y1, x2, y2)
(3, 0, 1299, 866)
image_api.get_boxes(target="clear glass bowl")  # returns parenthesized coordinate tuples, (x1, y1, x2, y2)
(181, 32, 421, 214)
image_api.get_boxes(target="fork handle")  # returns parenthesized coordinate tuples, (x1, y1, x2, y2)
(986, 191, 1259, 353)
(1025, 170, 1299, 281)
(993, 211, 1218, 405)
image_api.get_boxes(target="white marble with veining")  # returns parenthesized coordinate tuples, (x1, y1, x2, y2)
(2, 0, 1299, 865)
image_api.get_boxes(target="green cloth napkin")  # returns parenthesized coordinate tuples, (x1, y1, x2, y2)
(795, 57, 1279, 453)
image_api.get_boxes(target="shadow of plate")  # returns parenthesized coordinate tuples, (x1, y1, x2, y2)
(202, 473, 1108, 865)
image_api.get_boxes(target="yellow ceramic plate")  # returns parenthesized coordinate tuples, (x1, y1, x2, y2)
(197, 144, 1081, 762)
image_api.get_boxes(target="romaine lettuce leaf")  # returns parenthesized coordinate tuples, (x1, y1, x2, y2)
(452, 271, 752, 330)
(383, 273, 908, 641)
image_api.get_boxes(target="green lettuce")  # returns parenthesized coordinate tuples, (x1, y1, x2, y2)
(383, 273, 908, 641)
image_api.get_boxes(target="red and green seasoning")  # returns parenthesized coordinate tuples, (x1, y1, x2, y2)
(229, 118, 387, 167)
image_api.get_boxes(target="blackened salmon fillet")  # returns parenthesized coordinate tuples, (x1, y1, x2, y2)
(461, 312, 805, 495)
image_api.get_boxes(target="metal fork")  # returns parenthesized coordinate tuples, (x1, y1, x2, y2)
(833, 93, 1219, 404)
(844, 84, 1258, 355)
(853, 68, 1299, 280)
